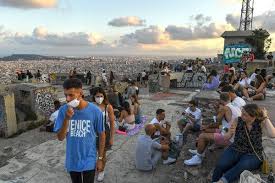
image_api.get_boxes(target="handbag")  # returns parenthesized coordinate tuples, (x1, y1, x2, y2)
(244, 126, 270, 174)
(96, 105, 112, 150)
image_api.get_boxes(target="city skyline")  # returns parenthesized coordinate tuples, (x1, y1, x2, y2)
(0, 0, 275, 57)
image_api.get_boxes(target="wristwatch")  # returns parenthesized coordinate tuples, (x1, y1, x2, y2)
(98, 156, 103, 160)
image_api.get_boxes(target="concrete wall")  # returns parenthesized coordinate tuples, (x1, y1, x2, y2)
(224, 38, 247, 47)
(33, 86, 57, 117)
(0, 92, 17, 137)
(11, 83, 57, 119)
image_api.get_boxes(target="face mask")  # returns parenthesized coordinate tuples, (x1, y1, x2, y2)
(67, 98, 80, 108)
(95, 97, 104, 105)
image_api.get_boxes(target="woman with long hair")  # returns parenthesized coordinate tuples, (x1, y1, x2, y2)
(212, 104, 275, 183)
(130, 94, 141, 124)
(242, 74, 267, 101)
(119, 101, 135, 131)
(91, 87, 115, 182)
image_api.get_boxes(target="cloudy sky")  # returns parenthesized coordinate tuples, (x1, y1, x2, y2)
(0, 0, 275, 57)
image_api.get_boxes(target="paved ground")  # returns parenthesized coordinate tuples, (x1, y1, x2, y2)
(0, 88, 275, 183)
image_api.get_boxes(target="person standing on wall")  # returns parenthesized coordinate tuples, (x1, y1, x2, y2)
(54, 78, 106, 183)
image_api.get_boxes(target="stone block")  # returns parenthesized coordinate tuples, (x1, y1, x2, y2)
(0, 90, 17, 137)
(10, 83, 57, 117)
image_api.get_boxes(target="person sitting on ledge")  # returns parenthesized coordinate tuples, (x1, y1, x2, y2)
(212, 105, 275, 183)
(135, 124, 170, 171)
(202, 69, 220, 90)
(177, 100, 202, 142)
(150, 109, 171, 139)
(184, 93, 241, 166)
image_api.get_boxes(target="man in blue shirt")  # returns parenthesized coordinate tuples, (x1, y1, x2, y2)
(54, 78, 105, 183)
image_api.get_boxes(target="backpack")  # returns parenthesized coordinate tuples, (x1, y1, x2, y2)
(168, 140, 181, 159)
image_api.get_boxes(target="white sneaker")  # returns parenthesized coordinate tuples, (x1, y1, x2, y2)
(97, 171, 105, 182)
(163, 157, 177, 165)
(184, 155, 202, 166)
(188, 149, 205, 157)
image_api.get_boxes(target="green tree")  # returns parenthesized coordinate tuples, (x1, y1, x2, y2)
(245, 28, 272, 59)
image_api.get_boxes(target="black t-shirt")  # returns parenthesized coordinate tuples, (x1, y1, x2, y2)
(267, 55, 273, 60)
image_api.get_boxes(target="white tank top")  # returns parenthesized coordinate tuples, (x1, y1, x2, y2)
(222, 103, 241, 129)
(101, 105, 110, 128)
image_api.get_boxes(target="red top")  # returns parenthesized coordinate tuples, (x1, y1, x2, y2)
(224, 65, 229, 73)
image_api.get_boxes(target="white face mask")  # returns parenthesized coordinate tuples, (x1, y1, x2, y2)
(67, 98, 80, 108)
(95, 97, 104, 105)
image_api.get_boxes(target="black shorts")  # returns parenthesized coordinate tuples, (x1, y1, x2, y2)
(70, 170, 95, 183)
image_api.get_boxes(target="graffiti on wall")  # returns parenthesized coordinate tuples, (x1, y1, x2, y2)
(34, 87, 56, 116)
(177, 72, 207, 88)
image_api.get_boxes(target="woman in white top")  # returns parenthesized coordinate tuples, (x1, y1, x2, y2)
(119, 101, 136, 130)
(186, 63, 193, 73)
(92, 87, 115, 182)
(234, 71, 251, 95)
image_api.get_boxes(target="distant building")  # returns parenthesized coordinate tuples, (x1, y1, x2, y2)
(221, 30, 253, 47)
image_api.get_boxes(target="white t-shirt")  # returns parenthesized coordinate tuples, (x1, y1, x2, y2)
(185, 107, 202, 125)
(142, 72, 146, 78)
(250, 73, 257, 81)
(187, 66, 193, 71)
(232, 96, 246, 110)
(49, 110, 59, 123)
(201, 66, 206, 73)
(150, 117, 162, 136)
(239, 78, 251, 87)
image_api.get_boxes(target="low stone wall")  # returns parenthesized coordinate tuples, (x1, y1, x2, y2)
(177, 72, 207, 88)
(193, 91, 220, 123)
(10, 83, 57, 118)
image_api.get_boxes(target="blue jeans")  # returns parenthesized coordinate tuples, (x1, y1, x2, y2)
(212, 146, 261, 183)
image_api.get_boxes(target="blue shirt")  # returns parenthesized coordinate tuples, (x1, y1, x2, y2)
(54, 102, 104, 172)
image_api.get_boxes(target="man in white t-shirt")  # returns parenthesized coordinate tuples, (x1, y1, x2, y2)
(200, 63, 207, 73)
(221, 85, 246, 110)
(249, 68, 260, 82)
(150, 109, 171, 139)
(177, 100, 202, 140)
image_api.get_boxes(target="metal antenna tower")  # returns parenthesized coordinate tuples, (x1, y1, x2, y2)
(239, 0, 254, 30)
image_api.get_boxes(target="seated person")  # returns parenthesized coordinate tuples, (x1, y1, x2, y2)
(118, 101, 136, 131)
(233, 71, 251, 96)
(221, 85, 246, 110)
(249, 68, 260, 82)
(126, 81, 139, 99)
(177, 100, 202, 141)
(44, 100, 61, 132)
(130, 94, 142, 124)
(135, 124, 170, 171)
(184, 93, 241, 166)
(107, 86, 121, 109)
(202, 70, 220, 90)
(212, 105, 275, 183)
(242, 74, 266, 101)
(150, 109, 171, 139)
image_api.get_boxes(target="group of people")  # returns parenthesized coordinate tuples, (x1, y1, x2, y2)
(16, 69, 42, 82)
(51, 78, 143, 182)
(134, 82, 275, 183)
(50, 58, 275, 183)
(202, 62, 275, 103)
